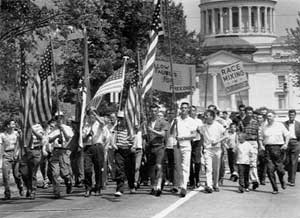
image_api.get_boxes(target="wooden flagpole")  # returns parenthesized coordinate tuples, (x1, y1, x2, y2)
(164, 0, 176, 113)
(118, 56, 129, 112)
(50, 37, 60, 114)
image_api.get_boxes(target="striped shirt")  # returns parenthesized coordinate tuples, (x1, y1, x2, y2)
(116, 128, 130, 149)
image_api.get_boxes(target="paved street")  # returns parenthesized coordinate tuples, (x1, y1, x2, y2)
(1, 173, 300, 218)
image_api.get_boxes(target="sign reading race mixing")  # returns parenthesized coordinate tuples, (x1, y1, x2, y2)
(220, 61, 249, 95)
(153, 61, 196, 93)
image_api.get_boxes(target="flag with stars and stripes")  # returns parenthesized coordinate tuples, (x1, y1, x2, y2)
(26, 43, 53, 146)
(19, 42, 32, 150)
(125, 63, 141, 137)
(89, 59, 127, 109)
(141, 0, 164, 99)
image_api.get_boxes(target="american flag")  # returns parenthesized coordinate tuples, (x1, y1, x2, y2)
(26, 43, 53, 147)
(125, 64, 141, 137)
(20, 43, 32, 150)
(89, 58, 127, 109)
(141, 0, 164, 98)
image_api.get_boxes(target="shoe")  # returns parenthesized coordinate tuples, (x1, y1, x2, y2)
(42, 181, 49, 189)
(29, 192, 36, 200)
(196, 182, 201, 188)
(245, 188, 250, 192)
(171, 187, 179, 194)
(114, 191, 122, 197)
(3, 191, 11, 200)
(84, 189, 92, 198)
(194, 186, 205, 191)
(205, 186, 213, 194)
(281, 181, 287, 190)
(252, 182, 259, 190)
(19, 187, 24, 196)
(74, 182, 84, 188)
(130, 189, 136, 194)
(95, 189, 101, 196)
(150, 188, 155, 195)
(272, 190, 279, 194)
(238, 187, 244, 193)
(213, 187, 220, 192)
(155, 189, 162, 197)
(219, 178, 224, 186)
(180, 188, 186, 197)
(26, 191, 31, 198)
(54, 192, 61, 199)
(288, 182, 295, 187)
(66, 183, 72, 194)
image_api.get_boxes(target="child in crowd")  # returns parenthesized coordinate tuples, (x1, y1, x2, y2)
(235, 133, 254, 193)
(224, 123, 239, 182)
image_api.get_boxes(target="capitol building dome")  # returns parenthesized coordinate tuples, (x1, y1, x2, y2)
(200, 0, 277, 47)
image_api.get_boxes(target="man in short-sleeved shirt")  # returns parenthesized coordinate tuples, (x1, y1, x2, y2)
(147, 104, 169, 197)
(200, 110, 227, 193)
(172, 102, 197, 197)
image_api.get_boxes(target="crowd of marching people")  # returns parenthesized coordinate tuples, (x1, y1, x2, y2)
(1, 102, 300, 200)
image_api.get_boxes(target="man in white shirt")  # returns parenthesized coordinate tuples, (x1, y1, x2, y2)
(172, 102, 197, 197)
(261, 110, 290, 194)
(189, 106, 203, 189)
(82, 108, 109, 197)
(200, 110, 227, 193)
(47, 111, 74, 198)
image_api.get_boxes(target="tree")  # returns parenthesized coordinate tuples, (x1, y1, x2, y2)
(287, 17, 300, 87)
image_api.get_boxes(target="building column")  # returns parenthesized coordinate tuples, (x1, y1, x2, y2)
(231, 94, 237, 111)
(239, 6, 242, 32)
(212, 8, 216, 34)
(264, 7, 268, 32)
(272, 8, 275, 33)
(220, 8, 224, 34)
(212, 73, 218, 106)
(206, 10, 209, 34)
(229, 7, 233, 33)
(248, 6, 252, 32)
(257, 7, 261, 32)
(201, 11, 204, 34)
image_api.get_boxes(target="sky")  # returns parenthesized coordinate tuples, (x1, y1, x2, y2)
(174, 0, 300, 36)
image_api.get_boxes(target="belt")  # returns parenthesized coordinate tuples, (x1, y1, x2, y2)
(4, 149, 14, 152)
(265, 144, 282, 147)
(53, 147, 67, 150)
(31, 146, 42, 150)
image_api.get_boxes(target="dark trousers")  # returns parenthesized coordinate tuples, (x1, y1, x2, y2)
(219, 147, 226, 182)
(83, 144, 104, 191)
(115, 148, 135, 192)
(227, 148, 236, 174)
(285, 140, 300, 184)
(238, 164, 250, 188)
(265, 145, 286, 191)
(40, 155, 52, 183)
(164, 148, 174, 184)
(70, 149, 84, 184)
(257, 149, 267, 183)
(20, 148, 42, 193)
(189, 140, 201, 186)
(148, 146, 165, 188)
(48, 149, 72, 195)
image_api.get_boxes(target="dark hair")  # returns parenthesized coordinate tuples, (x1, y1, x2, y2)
(181, 102, 189, 107)
(150, 104, 160, 109)
(222, 111, 228, 115)
(191, 105, 197, 110)
(288, 109, 296, 114)
(207, 104, 217, 110)
(245, 106, 253, 112)
(215, 110, 220, 116)
(205, 109, 216, 119)
(238, 104, 246, 110)
(229, 122, 237, 128)
(3, 118, 14, 129)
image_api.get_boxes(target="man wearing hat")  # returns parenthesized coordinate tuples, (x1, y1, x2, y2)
(47, 111, 74, 198)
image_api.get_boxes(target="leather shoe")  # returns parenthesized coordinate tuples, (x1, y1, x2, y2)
(155, 189, 162, 197)
(180, 188, 187, 197)
(281, 181, 287, 190)
(84, 190, 92, 198)
(288, 182, 295, 187)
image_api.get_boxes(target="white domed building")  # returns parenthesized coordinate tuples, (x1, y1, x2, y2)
(188, 0, 299, 114)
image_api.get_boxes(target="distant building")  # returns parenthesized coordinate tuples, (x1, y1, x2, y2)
(184, 0, 299, 113)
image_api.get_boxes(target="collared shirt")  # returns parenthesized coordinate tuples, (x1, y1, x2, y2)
(176, 116, 197, 148)
(235, 141, 254, 165)
(82, 121, 109, 146)
(288, 121, 297, 139)
(166, 120, 176, 149)
(31, 124, 44, 147)
(0, 130, 19, 152)
(192, 117, 203, 141)
(148, 118, 169, 147)
(200, 121, 225, 149)
(48, 124, 74, 148)
(244, 118, 259, 141)
(262, 121, 290, 145)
